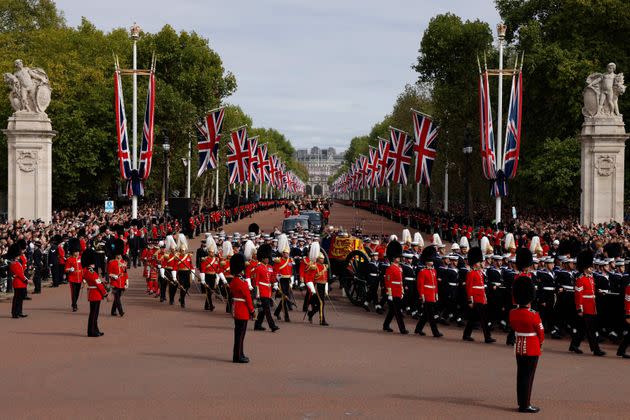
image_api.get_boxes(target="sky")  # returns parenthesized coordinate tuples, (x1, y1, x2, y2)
(55, 0, 501, 152)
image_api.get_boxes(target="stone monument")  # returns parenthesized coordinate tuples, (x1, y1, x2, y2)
(2, 59, 55, 222)
(580, 62, 628, 225)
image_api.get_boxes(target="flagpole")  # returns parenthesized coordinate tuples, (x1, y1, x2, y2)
(416, 184, 420, 208)
(495, 23, 506, 224)
(398, 184, 402, 205)
(131, 23, 139, 219)
(245, 181, 249, 200)
(215, 153, 220, 207)
(186, 137, 192, 198)
(386, 183, 390, 203)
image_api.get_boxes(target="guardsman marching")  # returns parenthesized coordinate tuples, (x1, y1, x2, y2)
(8, 244, 30, 318)
(306, 251, 330, 326)
(65, 238, 83, 312)
(382, 240, 408, 334)
(415, 246, 442, 337)
(82, 249, 108, 337)
(302, 242, 319, 314)
(173, 234, 194, 308)
(254, 244, 280, 332)
(273, 235, 294, 322)
(108, 239, 127, 317)
(244, 240, 258, 300)
(141, 245, 152, 294)
(510, 276, 544, 413)
(462, 247, 495, 343)
(220, 241, 234, 313)
(229, 253, 255, 363)
(200, 237, 220, 311)
(569, 250, 605, 356)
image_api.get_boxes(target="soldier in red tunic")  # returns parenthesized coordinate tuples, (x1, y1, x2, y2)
(200, 237, 220, 311)
(64, 238, 83, 312)
(82, 249, 108, 337)
(382, 240, 408, 334)
(8, 244, 30, 318)
(108, 239, 127, 317)
(306, 252, 330, 326)
(254, 244, 279, 332)
(569, 250, 605, 356)
(463, 247, 495, 343)
(415, 246, 442, 337)
(509, 276, 544, 413)
(616, 277, 630, 358)
(273, 236, 294, 322)
(229, 253, 255, 363)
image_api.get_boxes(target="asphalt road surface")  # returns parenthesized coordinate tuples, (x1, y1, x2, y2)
(1, 204, 628, 419)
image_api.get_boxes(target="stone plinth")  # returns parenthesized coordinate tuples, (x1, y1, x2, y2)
(580, 116, 628, 225)
(2, 112, 55, 222)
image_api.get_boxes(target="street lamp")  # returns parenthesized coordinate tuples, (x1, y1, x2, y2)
(462, 128, 473, 222)
(162, 134, 171, 217)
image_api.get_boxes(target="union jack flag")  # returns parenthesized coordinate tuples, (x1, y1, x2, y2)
(268, 154, 278, 188)
(114, 68, 132, 185)
(195, 107, 224, 177)
(377, 137, 390, 187)
(502, 70, 523, 180)
(227, 126, 249, 184)
(386, 127, 413, 185)
(479, 70, 497, 181)
(248, 136, 260, 184)
(137, 68, 156, 190)
(257, 143, 271, 183)
(412, 109, 439, 186)
(358, 155, 368, 190)
(367, 146, 380, 188)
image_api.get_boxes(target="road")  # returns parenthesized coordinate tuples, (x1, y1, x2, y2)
(0, 204, 628, 419)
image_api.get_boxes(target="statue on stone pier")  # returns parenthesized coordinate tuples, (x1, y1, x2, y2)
(3, 59, 51, 114)
(582, 62, 626, 118)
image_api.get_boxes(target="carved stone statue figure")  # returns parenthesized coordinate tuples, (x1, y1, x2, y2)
(583, 62, 626, 118)
(3, 59, 51, 114)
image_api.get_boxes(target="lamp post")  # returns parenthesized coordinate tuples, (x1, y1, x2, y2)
(463, 128, 473, 222)
(130, 22, 140, 219)
(162, 134, 171, 217)
(495, 22, 507, 223)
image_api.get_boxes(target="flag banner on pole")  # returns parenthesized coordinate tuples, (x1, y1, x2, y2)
(411, 109, 439, 186)
(359, 155, 368, 190)
(195, 107, 224, 177)
(377, 137, 390, 187)
(248, 136, 260, 184)
(367, 146, 380, 188)
(227, 126, 249, 184)
(502, 70, 522, 180)
(114, 66, 134, 196)
(138, 67, 155, 186)
(268, 154, 278, 188)
(258, 143, 271, 183)
(386, 127, 413, 185)
(479, 70, 497, 181)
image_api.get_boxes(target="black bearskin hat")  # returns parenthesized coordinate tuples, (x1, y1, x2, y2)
(248, 223, 260, 235)
(81, 248, 96, 267)
(68, 237, 81, 254)
(386, 240, 403, 261)
(468, 246, 483, 266)
(512, 275, 535, 306)
(52, 234, 62, 244)
(516, 247, 533, 272)
(17, 238, 27, 251)
(6, 243, 21, 260)
(257, 243, 272, 261)
(230, 253, 246, 276)
(421, 246, 436, 264)
(113, 238, 125, 257)
(576, 249, 594, 273)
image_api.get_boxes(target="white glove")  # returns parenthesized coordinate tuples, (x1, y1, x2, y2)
(200, 273, 206, 285)
(276, 274, 281, 281)
(299, 282, 305, 288)
(219, 272, 227, 284)
(388, 295, 393, 301)
(307, 282, 316, 294)
(324, 283, 329, 296)
(159, 268, 165, 277)
(171, 270, 177, 279)
(125, 281, 129, 289)
(68, 267, 75, 272)
(273, 283, 279, 291)
(245, 278, 253, 291)
(191, 269, 196, 276)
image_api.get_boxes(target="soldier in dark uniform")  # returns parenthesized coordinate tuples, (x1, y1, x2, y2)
(456, 256, 470, 327)
(486, 255, 504, 329)
(554, 257, 576, 338)
(501, 257, 517, 333)
(32, 240, 44, 294)
(594, 259, 615, 341)
(196, 239, 208, 270)
(401, 252, 418, 317)
(537, 257, 558, 335)
(364, 251, 381, 312)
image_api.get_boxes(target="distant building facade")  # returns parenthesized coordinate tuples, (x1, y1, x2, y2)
(294, 146, 344, 196)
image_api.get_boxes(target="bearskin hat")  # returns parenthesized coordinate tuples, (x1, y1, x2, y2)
(248, 223, 260, 235)
(257, 243, 273, 261)
(386, 240, 403, 261)
(68, 237, 81, 254)
(512, 275, 535, 306)
(421, 246, 436, 264)
(516, 247, 533, 272)
(6, 243, 21, 260)
(230, 253, 246, 276)
(81, 248, 96, 267)
(113, 238, 125, 257)
(468, 246, 483, 266)
(576, 249, 594, 273)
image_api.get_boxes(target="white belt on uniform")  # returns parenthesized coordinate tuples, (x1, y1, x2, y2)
(598, 290, 610, 294)
(424, 285, 436, 289)
(515, 332, 537, 337)
(472, 286, 484, 289)
(391, 281, 402, 285)
(582, 294, 595, 299)
(88, 286, 97, 289)
(448, 283, 458, 286)
(259, 282, 270, 287)
(563, 286, 574, 291)
(369, 273, 378, 277)
(404, 277, 415, 281)
(542, 287, 555, 291)
(233, 298, 246, 302)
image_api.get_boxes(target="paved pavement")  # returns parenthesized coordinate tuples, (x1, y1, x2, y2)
(0, 205, 628, 419)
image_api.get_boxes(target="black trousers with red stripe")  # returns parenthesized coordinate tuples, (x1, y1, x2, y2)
(516, 355, 538, 409)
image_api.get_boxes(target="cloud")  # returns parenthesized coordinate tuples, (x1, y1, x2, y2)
(55, 0, 500, 151)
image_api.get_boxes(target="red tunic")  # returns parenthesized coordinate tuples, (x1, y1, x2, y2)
(575, 275, 597, 315)
(466, 269, 487, 304)
(64, 256, 83, 284)
(384, 263, 403, 298)
(417, 267, 438, 303)
(254, 263, 275, 298)
(10, 260, 28, 289)
(273, 257, 293, 278)
(108, 259, 126, 289)
(299, 257, 311, 282)
(313, 263, 328, 284)
(245, 260, 259, 282)
(230, 276, 255, 320)
(176, 253, 193, 271)
(83, 268, 107, 302)
(509, 307, 545, 356)
(221, 259, 232, 278)
(201, 256, 220, 274)
(57, 245, 66, 266)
